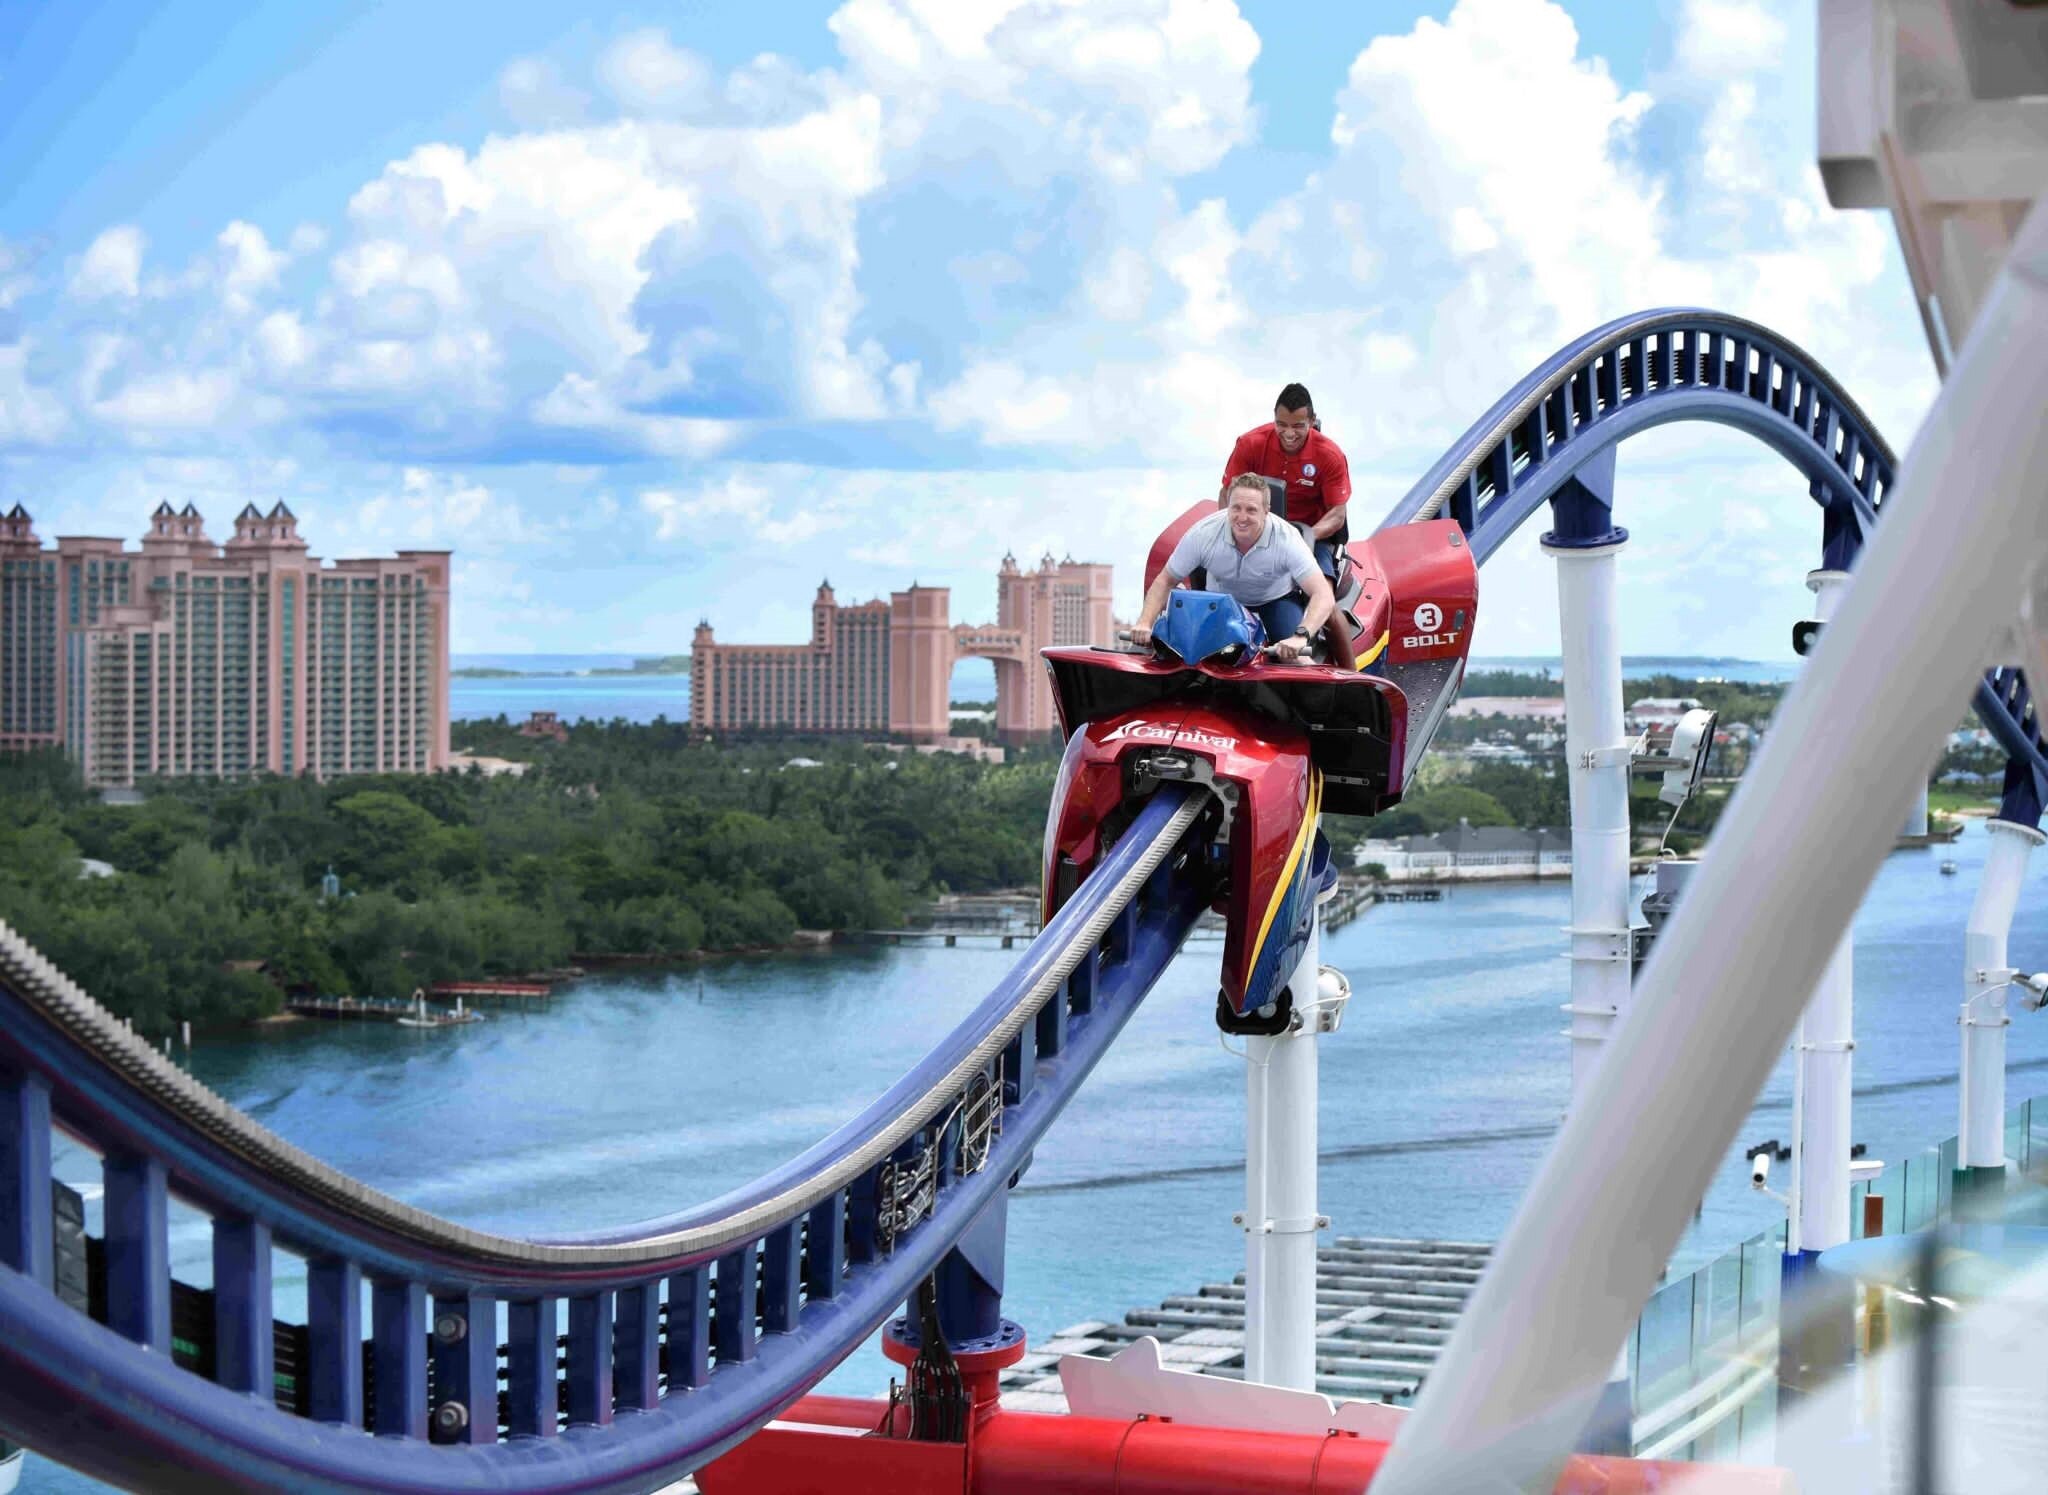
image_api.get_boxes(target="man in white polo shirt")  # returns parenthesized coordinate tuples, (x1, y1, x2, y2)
(1131, 474, 1339, 664)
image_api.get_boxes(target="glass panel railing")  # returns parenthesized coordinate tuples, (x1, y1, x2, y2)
(1634, 1273, 1696, 1415)
(1626, 1092, 2048, 1465)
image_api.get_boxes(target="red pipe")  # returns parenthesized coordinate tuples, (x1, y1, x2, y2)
(701, 1394, 1796, 1495)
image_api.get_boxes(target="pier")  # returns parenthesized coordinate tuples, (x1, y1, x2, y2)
(285, 995, 483, 1028)
(849, 877, 1439, 948)
(429, 979, 553, 1006)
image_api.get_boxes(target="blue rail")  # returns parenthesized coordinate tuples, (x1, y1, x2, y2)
(1372, 308, 2048, 813)
(0, 787, 1216, 1493)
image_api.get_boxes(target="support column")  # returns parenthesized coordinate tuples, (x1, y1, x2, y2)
(1781, 569, 1859, 1400)
(1960, 810, 2043, 1192)
(1241, 923, 1346, 1392)
(1791, 570, 1856, 1264)
(1793, 935, 1853, 1256)
(1901, 784, 1930, 839)
(1543, 449, 1631, 1105)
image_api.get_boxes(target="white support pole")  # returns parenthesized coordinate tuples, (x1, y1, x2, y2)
(1902, 783, 1930, 839)
(1240, 922, 1333, 1393)
(1961, 818, 2043, 1169)
(1794, 935, 1853, 1256)
(1794, 570, 1858, 1260)
(1545, 538, 1632, 1105)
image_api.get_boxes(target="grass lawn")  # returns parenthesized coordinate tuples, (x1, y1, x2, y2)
(1928, 786, 1997, 817)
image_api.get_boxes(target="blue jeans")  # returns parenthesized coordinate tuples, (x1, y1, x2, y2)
(1313, 539, 1340, 579)
(1253, 593, 1305, 645)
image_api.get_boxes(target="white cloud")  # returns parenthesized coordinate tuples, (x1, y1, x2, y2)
(217, 221, 286, 313)
(533, 373, 738, 458)
(0, 341, 67, 444)
(831, 0, 1260, 179)
(599, 30, 712, 116)
(1158, 197, 1245, 341)
(0, 237, 37, 311)
(499, 57, 588, 128)
(335, 467, 534, 552)
(1675, 0, 1788, 77)
(1087, 246, 1154, 320)
(92, 368, 240, 433)
(1332, 0, 1673, 341)
(69, 226, 145, 300)
(254, 310, 315, 375)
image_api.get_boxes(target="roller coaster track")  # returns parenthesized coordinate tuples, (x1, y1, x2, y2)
(1374, 309, 2048, 814)
(0, 789, 1216, 1493)
(0, 308, 2030, 1494)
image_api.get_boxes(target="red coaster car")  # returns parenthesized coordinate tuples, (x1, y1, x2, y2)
(1042, 513, 1477, 1029)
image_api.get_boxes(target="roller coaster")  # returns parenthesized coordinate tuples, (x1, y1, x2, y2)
(8, 4, 2048, 1489)
(1, 290, 2036, 1493)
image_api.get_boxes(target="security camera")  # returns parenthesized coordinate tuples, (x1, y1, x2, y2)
(2019, 973, 2048, 1011)
(1751, 1151, 1772, 1189)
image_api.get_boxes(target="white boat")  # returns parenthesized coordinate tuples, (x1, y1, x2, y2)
(395, 990, 482, 1029)
(0, 1441, 25, 1494)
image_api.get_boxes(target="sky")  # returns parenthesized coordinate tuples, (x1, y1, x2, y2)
(0, 0, 1938, 661)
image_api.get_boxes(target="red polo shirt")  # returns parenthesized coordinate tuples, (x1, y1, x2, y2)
(1223, 424, 1352, 529)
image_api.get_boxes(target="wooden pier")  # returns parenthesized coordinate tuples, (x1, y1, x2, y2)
(1375, 885, 1446, 903)
(848, 877, 1446, 950)
(845, 914, 1228, 949)
(429, 979, 552, 1002)
(286, 995, 483, 1027)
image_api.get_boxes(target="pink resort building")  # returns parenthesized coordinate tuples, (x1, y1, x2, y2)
(0, 502, 450, 787)
(691, 553, 1116, 742)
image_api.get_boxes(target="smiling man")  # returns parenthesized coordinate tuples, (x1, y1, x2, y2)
(1221, 382, 1353, 582)
(1133, 473, 1335, 664)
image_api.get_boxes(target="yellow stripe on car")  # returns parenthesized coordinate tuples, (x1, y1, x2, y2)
(1245, 766, 1323, 985)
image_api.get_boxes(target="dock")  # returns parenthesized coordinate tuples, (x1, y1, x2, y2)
(850, 876, 1444, 950)
(994, 1235, 1488, 1412)
(429, 979, 552, 1006)
(285, 996, 483, 1028)
(845, 915, 1229, 949)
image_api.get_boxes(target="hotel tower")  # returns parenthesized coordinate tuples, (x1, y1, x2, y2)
(0, 502, 450, 787)
(691, 553, 1115, 741)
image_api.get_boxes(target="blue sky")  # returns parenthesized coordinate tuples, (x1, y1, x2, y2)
(0, 0, 1935, 657)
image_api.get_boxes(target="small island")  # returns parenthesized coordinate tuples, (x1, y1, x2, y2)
(451, 657, 691, 679)
(588, 656, 691, 676)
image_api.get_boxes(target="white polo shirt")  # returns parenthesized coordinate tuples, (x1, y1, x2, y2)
(1165, 511, 1320, 608)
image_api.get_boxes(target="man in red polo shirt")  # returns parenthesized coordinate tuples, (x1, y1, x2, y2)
(1219, 381, 1356, 668)
(1221, 382, 1352, 582)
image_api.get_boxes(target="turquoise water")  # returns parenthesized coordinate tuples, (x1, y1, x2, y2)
(452, 670, 692, 724)
(23, 819, 2045, 1490)
(448, 651, 1794, 724)
(447, 655, 1799, 725)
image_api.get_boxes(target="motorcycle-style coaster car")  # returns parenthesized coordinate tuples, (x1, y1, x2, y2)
(1041, 512, 1478, 1030)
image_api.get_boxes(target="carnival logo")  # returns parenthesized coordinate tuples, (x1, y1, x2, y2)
(1102, 719, 1240, 752)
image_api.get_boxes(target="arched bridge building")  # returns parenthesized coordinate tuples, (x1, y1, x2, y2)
(690, 554, 1115, 742)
